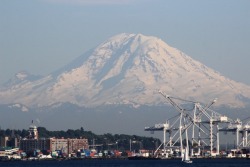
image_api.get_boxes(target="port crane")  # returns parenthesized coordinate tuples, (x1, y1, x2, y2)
(146, 90, 250, 158)
(145, 91, 197, 157)
(158, 90, 197, 158)
(157, 90, 229, 157)
(219, 118, 250, 149)
(193, 103, 230, 156)
(145, 118, 179, 157)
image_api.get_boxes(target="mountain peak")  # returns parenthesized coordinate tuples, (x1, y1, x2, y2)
(1, 33, 250, 108)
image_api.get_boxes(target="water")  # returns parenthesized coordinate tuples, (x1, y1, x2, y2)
(0, 159, 249, 167)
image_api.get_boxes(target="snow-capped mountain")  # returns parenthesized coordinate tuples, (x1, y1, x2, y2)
(1, 33, 250, 108)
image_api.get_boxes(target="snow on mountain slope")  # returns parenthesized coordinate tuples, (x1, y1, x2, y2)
(3, 71, 43, 87)
(1, 33, 250, 108)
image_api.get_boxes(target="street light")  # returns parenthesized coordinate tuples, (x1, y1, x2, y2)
(116, 141, 118, 150)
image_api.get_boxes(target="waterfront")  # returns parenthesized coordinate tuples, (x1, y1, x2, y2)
(0, 158, 249, 167)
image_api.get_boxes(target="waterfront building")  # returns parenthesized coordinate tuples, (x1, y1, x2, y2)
(20, 138, 89, 156)
(68, 138, 89, 154)
(20, 138, 50, 154)
(50, 138, 68, 154)
(0, 147, 20, 158)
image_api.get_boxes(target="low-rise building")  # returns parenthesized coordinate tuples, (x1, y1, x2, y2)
(68, 138, 89, 153)
(50, 138, 68, 154)
(20, 138, 89, 156)
(0, 147, 19, 157)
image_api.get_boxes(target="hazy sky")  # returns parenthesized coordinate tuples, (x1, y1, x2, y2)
(1, 0, 250, 85)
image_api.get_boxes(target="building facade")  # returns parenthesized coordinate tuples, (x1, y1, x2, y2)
(20, 138, 89, 155)
(50, 138, 68, 154)
(68, 138, 89, 153)
(20, 138, 50, 153)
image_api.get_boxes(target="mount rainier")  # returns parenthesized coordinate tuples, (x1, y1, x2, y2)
(1, 33, 250, 108)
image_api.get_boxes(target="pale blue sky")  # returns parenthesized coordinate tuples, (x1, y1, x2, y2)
(1, 0, 250, 84)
